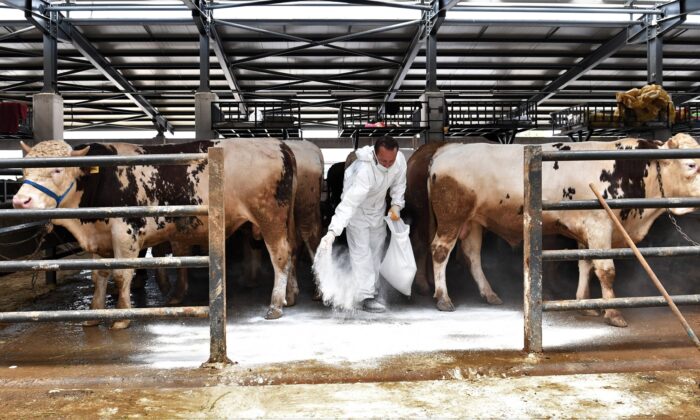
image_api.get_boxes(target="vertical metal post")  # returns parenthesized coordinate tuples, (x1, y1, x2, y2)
(198, 28, 210, 92)
(647, 14, 663, 85)
(523, 146, 543, 353)
(205, 146, 231, 366)
(42, 12, 57, 93)
(426, 31, 438, 92)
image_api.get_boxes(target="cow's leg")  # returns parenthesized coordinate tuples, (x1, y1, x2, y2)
(287, 249, 299, 307)
(459, 223, 502, 305)
(110, 267, 134, 329)
(431, 229, 459, 312)
(576, 242, 599, 317)
(151, 244, 172, 296)
(587, 231, 626, 327)
(156, 268, 171, 296)
(412, 233, 432, 296)
(84, 266, 109, 327)
(263, 235, 292, 319)
(167, 242, 191, 305)
(242, 239, 263, 288)
(109, 232, 140, 329)
(305, 225, 323, 301)
(132, 248, 148, 289)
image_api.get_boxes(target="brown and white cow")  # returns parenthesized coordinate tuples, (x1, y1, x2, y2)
(425, 134, 700, 327)
(238, 140, 324, 300)
(12, 139, 297, 328)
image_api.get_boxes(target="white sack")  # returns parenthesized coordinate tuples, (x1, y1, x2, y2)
(379, 216, 416, 296)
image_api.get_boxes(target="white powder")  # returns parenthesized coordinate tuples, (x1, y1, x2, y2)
(312, 245, 362, 312)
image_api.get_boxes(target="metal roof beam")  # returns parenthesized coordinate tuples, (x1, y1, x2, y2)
(207, 0, 432, 11)
(55, 18, 173, 133)
(183, 0, 245, 110)
(2, 0, 173, 132)
(528, 29, 629, 105)
(384, 0, 460, 101)
(227, 19, 420, 66)
(236, 64, 385, 92)
(214, 19, 400, 65)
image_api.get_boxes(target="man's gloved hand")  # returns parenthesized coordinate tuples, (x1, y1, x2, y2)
(318, 231, 336, 252)
(388, 205, 401, 221)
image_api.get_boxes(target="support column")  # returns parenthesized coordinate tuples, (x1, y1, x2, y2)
(32, 92, 63, 141)
(33, 13, 62, 143)
(426, 31, 438, 92)
(647, 14, 663, 86)
(420, 91, 445, 143)
(195, 92, 218, 141)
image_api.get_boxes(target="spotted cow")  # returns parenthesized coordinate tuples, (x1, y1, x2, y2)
(13, 139, 297, 327)
(424, 134, 700, 327)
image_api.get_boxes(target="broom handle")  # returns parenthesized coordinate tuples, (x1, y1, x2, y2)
(589, 183, 700, 350)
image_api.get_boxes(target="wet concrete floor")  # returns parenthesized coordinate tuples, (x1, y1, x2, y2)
(1, 269, 700, 417)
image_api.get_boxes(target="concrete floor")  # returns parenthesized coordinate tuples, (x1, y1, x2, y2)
(1, 267, 699, 417)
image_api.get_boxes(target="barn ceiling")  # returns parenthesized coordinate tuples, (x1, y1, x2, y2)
(0, 0, 698, 134)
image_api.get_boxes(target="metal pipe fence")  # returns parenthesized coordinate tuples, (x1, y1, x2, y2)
(523, 146, 700, 352)
(0, 149, 230, 365)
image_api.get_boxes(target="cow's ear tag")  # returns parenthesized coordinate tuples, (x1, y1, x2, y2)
(89, 166, 100, 174)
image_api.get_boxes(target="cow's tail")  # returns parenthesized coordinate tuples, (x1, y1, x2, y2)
(426, 159, 437, 286)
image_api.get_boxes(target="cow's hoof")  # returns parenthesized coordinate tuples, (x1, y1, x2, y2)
(436, 298, 455, 312)
(110, 320, 131, 330)
(82, 320, 100, 327)
(580, 309, 601, 317)
(265, 307, 283, 320)
(605, 314, 628, 328)
(285, 293, 297, 307)
(484, 293, 503, 305)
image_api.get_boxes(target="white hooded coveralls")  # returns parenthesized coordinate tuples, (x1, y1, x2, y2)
(327, 146, 407, 300)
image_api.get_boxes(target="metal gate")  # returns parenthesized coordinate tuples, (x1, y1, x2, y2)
(523, 145, 700, 352)
(0, 147, 229, 365)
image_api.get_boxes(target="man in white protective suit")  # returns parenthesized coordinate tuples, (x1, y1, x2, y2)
(318, 135, 407, 313)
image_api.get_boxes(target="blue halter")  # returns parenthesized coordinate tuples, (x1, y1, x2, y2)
(22, 179, 75, 207)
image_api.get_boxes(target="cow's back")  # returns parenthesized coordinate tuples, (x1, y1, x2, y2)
(429, 140, 647, 244)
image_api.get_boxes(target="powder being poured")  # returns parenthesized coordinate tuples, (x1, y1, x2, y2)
(312, 245, 362, 312)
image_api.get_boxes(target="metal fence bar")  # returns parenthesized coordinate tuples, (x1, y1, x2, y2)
(0, 153, 206, 169)
(523, 145, 700, 352)
(544, 198, 700, 211)
(206, 146, 230, 365)
(0, 221, 47, 235)
(542, 148, 700, 162)
(0, 306, 209, 323)
(543, 246, 700, 261)
(0, 256, 210, 272)
(543, 295, 700, 311)
(523, 145, 543, 353)
(0, 205, 208, 221)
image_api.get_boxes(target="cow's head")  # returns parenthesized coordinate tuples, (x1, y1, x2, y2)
(12, 140, 90, 209)
(658, 133, 700, 215)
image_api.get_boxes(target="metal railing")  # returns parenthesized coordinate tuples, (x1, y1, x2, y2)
(0, 149, 229, 365)
(212, 101, 301, 129)
(338, 101, 423, 130)
(674, 103, 700, 132)
(551, 102, 675, 134)
(447, 100, 537, 128)
(523, 146, 700, 352)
